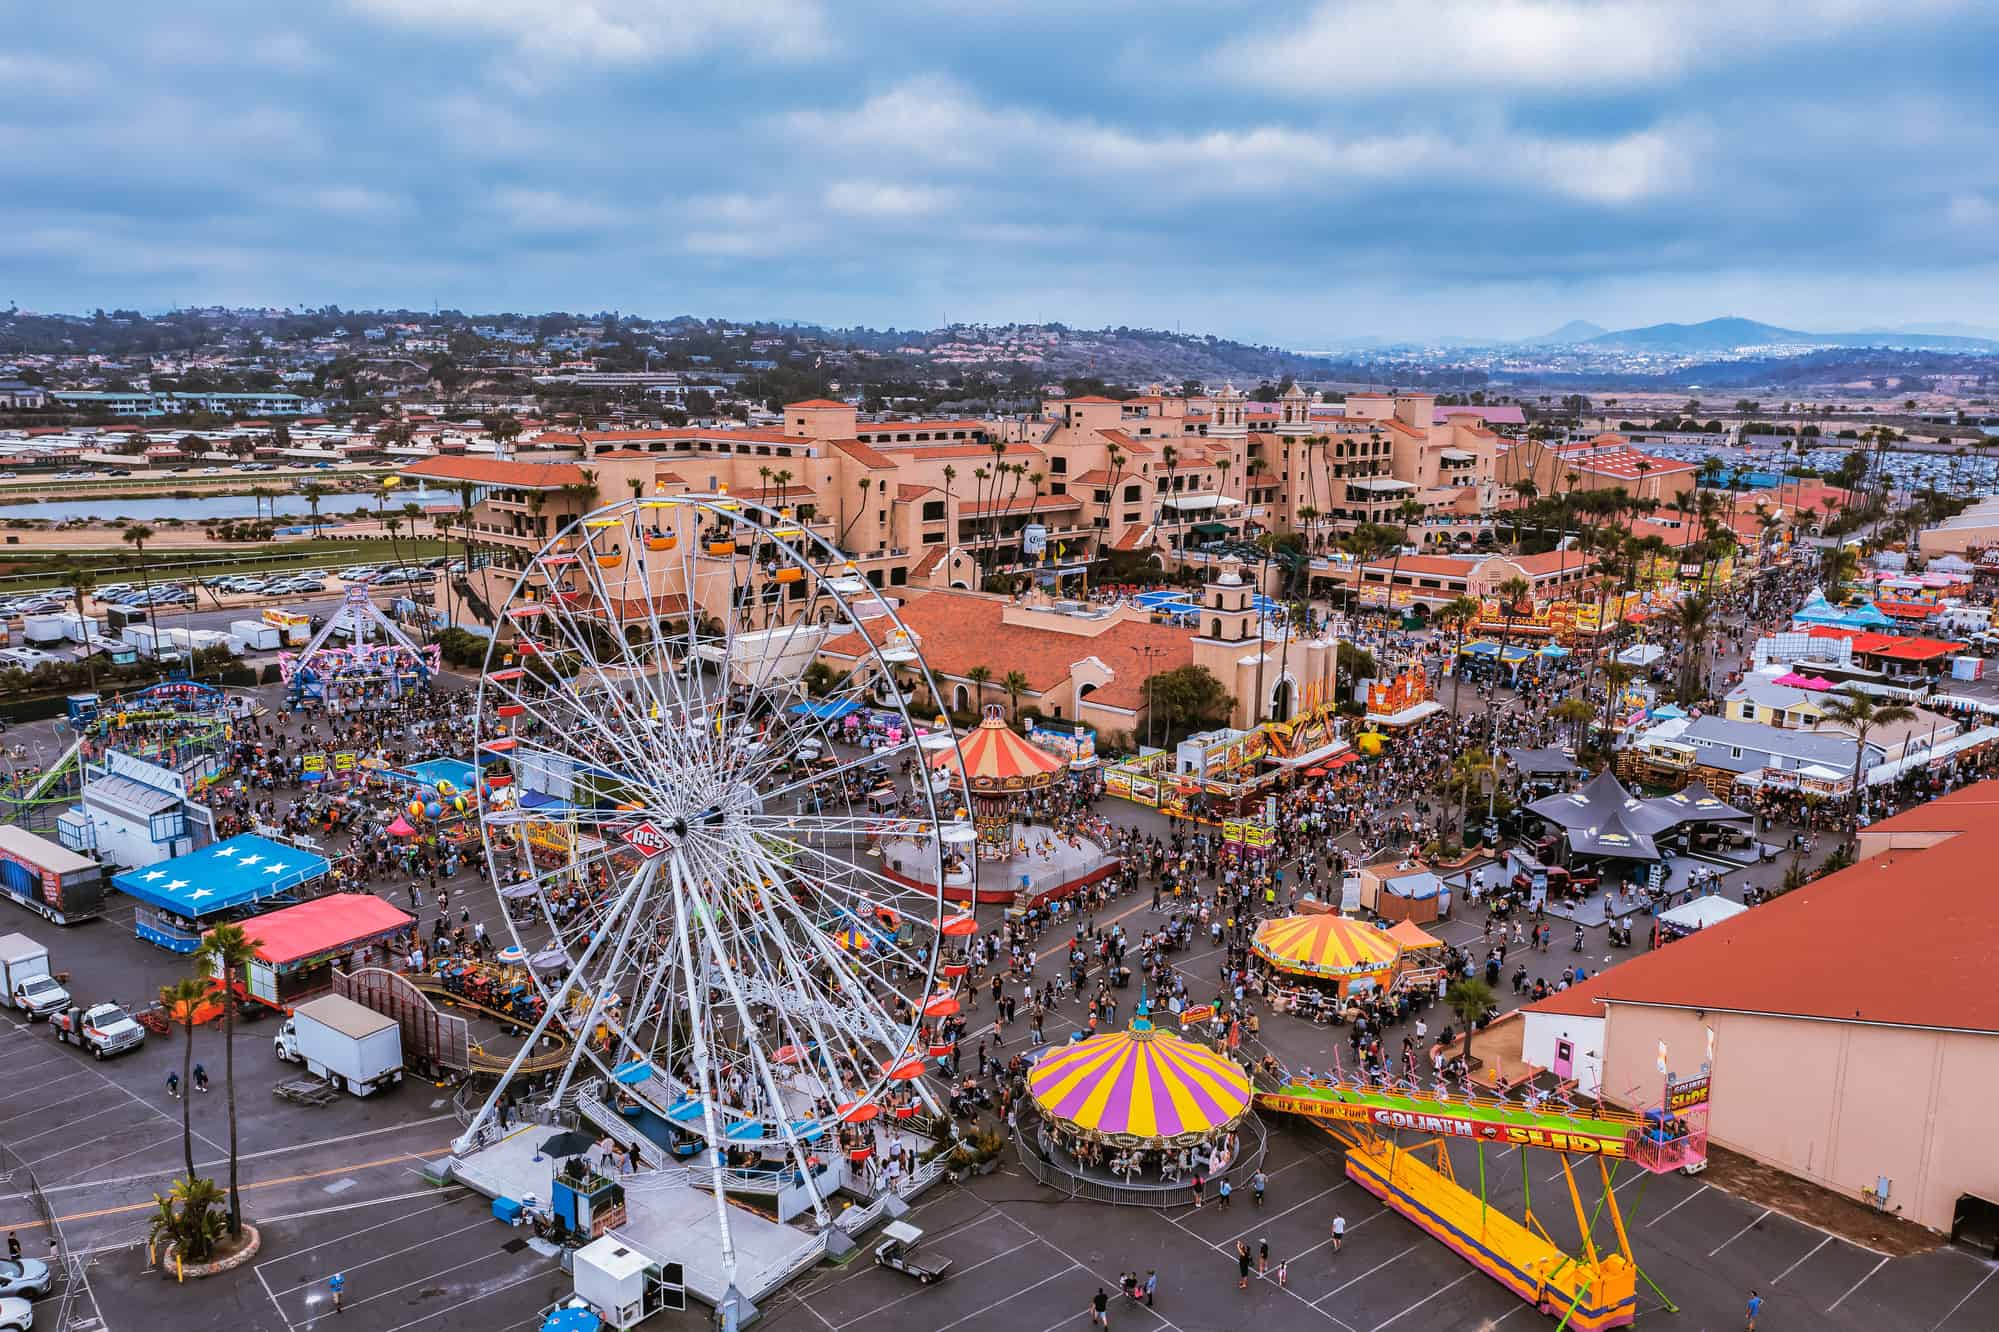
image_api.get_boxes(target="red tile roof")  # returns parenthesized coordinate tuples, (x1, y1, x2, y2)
(1068, 469, 1114, 485)
(819, 590, 1189, 711)
(400, 456, 589, 488)
(900, 442, 1042, 461)
(785, 398, 852, 410)
(1576, 780, 1999, 1032)
(912, 546, 949, 578)
(829, 439, 896, 470)
(896, 483, 937, 501)
(1098, 429, 1155, 454)
(960, 494, 1083, 517)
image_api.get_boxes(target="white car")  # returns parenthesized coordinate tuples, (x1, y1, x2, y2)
(0, 1294, 31, 1331)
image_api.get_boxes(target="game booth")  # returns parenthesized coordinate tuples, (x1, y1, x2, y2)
(226, 893, 417, 1011)
(112, 832, 330, 953)
(280, 586, 440, 712)
(1022, 1002, 1256, 1192)
(1106, 702, 1350, 821)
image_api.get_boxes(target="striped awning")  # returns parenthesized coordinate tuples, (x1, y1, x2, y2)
(1251, 914, 1400, 978)
(932, 705, 1064, 794)
(1027, 1018, 1251, 1145)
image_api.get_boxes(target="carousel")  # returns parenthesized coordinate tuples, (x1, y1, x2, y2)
(931, 705, 1066, 862)
(1021, 1001, 1256, 1196)
(1251, 913, 1404, 1009)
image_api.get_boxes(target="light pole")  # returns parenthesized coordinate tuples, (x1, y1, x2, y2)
(1131, 643, 1169, 751)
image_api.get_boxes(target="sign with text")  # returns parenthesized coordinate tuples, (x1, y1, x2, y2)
(1259, 1092, 1632, 1159)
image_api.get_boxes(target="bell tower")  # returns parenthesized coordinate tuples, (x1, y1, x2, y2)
(1195, 554, 1254, 643)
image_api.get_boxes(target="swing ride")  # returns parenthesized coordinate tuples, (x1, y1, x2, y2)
(455, 489, 974, 1306)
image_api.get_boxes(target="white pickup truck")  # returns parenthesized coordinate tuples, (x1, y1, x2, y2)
(49, 1001, 146, 1059)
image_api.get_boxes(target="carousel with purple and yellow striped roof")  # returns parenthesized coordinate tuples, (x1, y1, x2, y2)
(1020, 998, 1259, 1198)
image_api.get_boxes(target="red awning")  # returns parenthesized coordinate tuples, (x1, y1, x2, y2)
(238, 893, 416, 967)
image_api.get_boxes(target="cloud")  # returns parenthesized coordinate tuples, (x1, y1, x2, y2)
(347, 0, 832, 65)
(822, 181, 959, 219)
(1229, 0, 1969, 97)
(787, 78, 1691, 203)
(492, 187, 634, 233)
(305, 185, 408, 221)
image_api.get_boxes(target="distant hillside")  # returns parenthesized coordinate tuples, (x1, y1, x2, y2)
(1583, 316, 1999, 354)
(1522, 320, 1607, 345)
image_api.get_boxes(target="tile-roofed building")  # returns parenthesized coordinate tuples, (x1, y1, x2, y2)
(1543, 781, 1999, 1233)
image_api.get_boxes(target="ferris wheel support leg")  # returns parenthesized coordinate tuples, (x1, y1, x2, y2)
(667, 856, 739, 1281)
(544, 859, 662, 1112)
(453, 860, 657, 1154)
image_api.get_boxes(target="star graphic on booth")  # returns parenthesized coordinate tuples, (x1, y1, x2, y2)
(263, 862, 288, 875)
(212, 847, 236, 858)
(186, 888, 214, 902)
(237, 854, 263, 867)
(164, 879, 188, 891)
(140, 870, 166, 881)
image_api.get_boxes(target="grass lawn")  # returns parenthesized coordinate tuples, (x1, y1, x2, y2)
(0, 538, 454, 591)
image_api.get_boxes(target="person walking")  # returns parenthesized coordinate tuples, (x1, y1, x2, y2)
(1251, 1168, 1267, 1207)
(5, 1231, 18, 1262)
(1089, 1286, 1109, 1328)
(1258, 1237, 1269, 1276)
(1218, 1177, 1232, 1209)
(192, 1063, 210, 1094)
(1745, 1290, 1763, 1330)
(328, 1271, 345, 1314)
(1143, 1269, 1156, 1307)
(1331, 1214, 1346, 1252)
(1275, 1258, 1288, 1289)
(165, 1070, 180, 1100)
(1236, 1239, 1252, 1290)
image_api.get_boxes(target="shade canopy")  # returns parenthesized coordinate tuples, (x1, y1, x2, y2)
(1385, 919, 1445, 951)
(233, 893, 414, 967)
(932, 705, 1065, 794)
(1027, 1015, 1251, 1144)
(1251, 913, 1400, 978)
(114, 834, 329, 918)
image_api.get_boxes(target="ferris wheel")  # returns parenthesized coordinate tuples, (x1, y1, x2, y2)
(457, 490, 975, 1282)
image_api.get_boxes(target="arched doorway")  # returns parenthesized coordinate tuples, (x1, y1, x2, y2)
(1269, 676, 1297, 722)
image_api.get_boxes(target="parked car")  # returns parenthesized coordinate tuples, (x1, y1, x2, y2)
(0, 1295, 33, 1331)
(0, 1257, 51, 1298)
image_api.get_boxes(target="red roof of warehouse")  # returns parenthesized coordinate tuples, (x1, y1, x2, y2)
(240, 894, 415, 966)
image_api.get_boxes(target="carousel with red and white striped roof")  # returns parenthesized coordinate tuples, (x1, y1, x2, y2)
(932, 704, 1067, 861)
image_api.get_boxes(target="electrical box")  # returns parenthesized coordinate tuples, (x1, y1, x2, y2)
(572, 1238, 682, 1328)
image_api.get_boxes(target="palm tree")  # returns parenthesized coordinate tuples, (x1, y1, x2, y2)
(194, 922, 260, 1239)
(1447, 976, 1496, 1081)
(1494, 575, 1531, 680)
(160, 975, 208, 1181)
(1440, 749, 1490, 845)
(1552, 695, 1596, 751)
(1001, 669, 1030, 718)
(299, 482, 330, 537)
(964, 664, 992, 716)
(1673, 594, 1713, 703)
(1600, 660, 1638, 736)
(59, 561, 99, 693)
(122, 523, 157, 618)
(1436, 595, 1481, 715)
(1818, 688, 1915, 850)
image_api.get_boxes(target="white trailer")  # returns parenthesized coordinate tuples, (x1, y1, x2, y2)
(275, 994, 404, 1097)
(230, 620, 282, 651)
(59, 613, 101, 643)
(22, 615, 66, 645)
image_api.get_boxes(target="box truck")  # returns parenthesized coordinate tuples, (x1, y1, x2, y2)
(274, 994, 404, 1097)
(22, 615, 67, 645)
(230, 619, 282, 651)
(0, 826, 107, 924)
(0, 932, 70, 1018)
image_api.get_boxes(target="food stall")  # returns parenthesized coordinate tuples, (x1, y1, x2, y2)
(226, 892, 417, 1010)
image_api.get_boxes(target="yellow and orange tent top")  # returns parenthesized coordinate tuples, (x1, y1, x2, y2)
(1027, 1010, 1251, 1145)
(1252, 913, 1400, 978)
(1386, 919, 1445, 951)
(932, 705, 1065, 794)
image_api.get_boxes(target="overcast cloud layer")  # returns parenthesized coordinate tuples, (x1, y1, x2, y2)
(4, 1, 1997, 342)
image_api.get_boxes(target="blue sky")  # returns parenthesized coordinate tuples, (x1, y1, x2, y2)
(4, 1, 1998, 343)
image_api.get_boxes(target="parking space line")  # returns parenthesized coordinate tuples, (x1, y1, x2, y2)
(1371, 1270, 1475, 1331)
(306, 1244, 531, 1318)
(0, 1074, 98, 1125)
(2, 1094, 141, 1144)
(1707, 1207, 1772, 1257)
(369, 1260, 559, 1332)
(833, 1235, 1042, 1329)
(1826, 1254, 1890, 1312)
(1644, 1182, 1708, 1226)
(1225, 1182, 1346, 1239)
(52, 1131, 186, 1186)
(253, 1191, 474, 1273)
(1931, 1266, 1997, 1330)
(256, 1262, 297, 1332)
(928, 1263, 1081, 1332)
(1770, 1234, 1832, 1285)
(1313, 1241, 1421, 1305)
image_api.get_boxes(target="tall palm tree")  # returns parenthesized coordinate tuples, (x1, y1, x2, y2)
(964, 664, 992, 715)
(60, 561, 99, 693)
(300, 482, 330, 537)
(1673, 594, 1714, 703)
(1818, 688, 1915, 851)
(1436, 595, 1481, 716)
(1002, 669, 1031, 718)
(1447, 976, 1496, 1081)
(122, 523, 157, 621)
(160, 975, 209, 1181)
(1494, 575, 1531, 680)
(1599, 660, 1638, 735)
(194, 922, 260, 1239)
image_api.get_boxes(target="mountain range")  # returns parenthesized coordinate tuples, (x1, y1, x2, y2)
(1532, 316, 1999, 354)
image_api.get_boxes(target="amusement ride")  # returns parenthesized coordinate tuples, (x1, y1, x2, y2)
(454, 491, 975, 1297)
